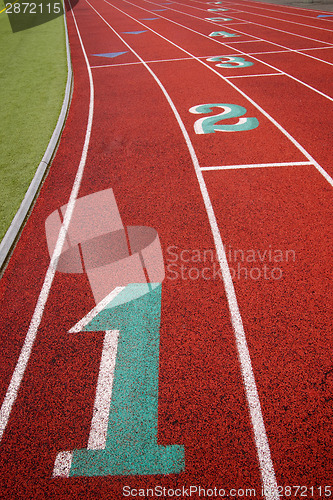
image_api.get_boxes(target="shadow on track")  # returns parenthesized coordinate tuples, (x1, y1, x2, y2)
(5, 0, 79, 33)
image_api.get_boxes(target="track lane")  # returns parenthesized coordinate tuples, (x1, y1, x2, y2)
(0, 0, 269, 497)
(203, 163, 333, 486)
(74, 0, 330, 488)
(85, 0, 333, 489)
(0, 0, 332, 497)
(98, 0, 333, 489)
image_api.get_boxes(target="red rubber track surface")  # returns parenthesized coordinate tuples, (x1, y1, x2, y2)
(0, 0, 332, 498)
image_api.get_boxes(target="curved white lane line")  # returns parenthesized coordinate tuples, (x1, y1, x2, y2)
(0, 3, 95, 442)
(85, 1, 279, 498)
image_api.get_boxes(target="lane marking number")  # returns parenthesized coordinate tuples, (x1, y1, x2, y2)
(206, 17, 233, 21)
(207, 55, 254, 68)
(209, 31, 239, 37)
(189, 103, 259, 133)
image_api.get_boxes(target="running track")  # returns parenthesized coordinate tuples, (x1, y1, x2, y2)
(1, 0, 333, 498)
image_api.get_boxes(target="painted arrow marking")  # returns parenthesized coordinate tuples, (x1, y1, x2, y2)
(92, 52, 128, 58)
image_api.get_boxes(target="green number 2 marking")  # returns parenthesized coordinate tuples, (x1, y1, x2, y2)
(207, 55, 254, 68)
(189, 103, 259, 133)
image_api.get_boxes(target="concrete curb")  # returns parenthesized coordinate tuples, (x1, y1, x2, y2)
(0, 7, 73, 273)
(245, 0, 333, 11)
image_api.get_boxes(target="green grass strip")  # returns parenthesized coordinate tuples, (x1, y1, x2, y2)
(0, 1, 67, 241)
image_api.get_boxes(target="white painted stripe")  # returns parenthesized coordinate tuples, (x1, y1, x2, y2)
(226, 72, 283, 79)
(91, 53, 238, 69)
(86, 2, 279, 498)
(69, 287, 125, 333)
(91, 60, 142, 68)
(216, 21, 249, 25)
(87, 330, 120, 450)
(201, 161, 313, 170)
(53, 450, 73, 477)
(248, 50, 294, 55)
(0, 2, 94, 442)
(222, 39, 260, 43)
(301, 46, 333, 52)
(91, 55, 195, 68)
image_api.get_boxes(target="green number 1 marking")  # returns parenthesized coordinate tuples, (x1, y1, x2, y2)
(207, 55, 254, 68)
(53, 284, 185, 477)
(189, 103, 259, 133)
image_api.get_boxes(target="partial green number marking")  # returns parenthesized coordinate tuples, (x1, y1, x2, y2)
(209, 31, 239, 37)
(206, 17, 232, 21)
(207, 55, 254, 68)
(189, 103, 259, 134)
(207, 8, 229, 11)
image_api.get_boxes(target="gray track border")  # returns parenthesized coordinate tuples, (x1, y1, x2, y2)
(0, 6, 73, 273)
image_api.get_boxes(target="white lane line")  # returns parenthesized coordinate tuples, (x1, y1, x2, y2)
(91, 56, 197, 68)
(0, 1, 95, 442)
(92, 60, 143, 68)
(225, 72, 284, 79)
(141, 0, 333, 74)
(201, 161, 313, 170)
(86, 2, 279, 498)
(219, 21, 250, 25)
(223, 39, 260, 44)
(247, 47, 332, 55)
(87, 329, 120, 451)
(301, 46, 333, 52)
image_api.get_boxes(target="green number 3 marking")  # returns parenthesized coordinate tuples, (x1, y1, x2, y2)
(189, 103, 259, 133)
(207, 56, 254, 68)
